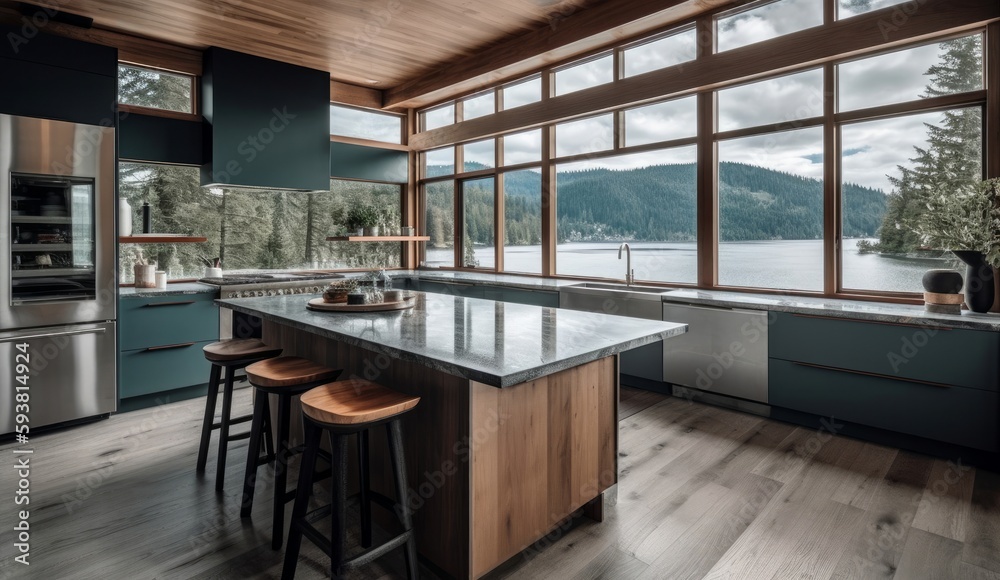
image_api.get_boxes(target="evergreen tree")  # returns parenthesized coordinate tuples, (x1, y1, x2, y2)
(258, 195, 288, 268)
(868, 36, 983, 254)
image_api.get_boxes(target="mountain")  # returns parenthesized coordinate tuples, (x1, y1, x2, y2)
(430, 162, 887, 244)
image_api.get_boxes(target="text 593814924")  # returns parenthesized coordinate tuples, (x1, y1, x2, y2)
(13, 342, 32, 567)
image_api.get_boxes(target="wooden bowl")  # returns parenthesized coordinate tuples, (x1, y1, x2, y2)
(923, 291, 965, 305)
(323, 289, 350, 304)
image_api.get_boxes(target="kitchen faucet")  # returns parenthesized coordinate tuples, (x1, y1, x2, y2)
(618, 243, 634, 286)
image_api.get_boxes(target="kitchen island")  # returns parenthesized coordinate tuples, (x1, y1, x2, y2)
(218, 291, 686, 579)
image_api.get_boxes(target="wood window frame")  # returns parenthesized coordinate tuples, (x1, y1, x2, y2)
(407, 0, 999, 305)
(117, 62, 200, 120)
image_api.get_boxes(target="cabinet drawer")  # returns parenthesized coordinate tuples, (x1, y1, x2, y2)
(770, 312, 999, 391)
(120, 340, 214, 399)
(769, 358, 998, 451)
(120, 294, 220, 350)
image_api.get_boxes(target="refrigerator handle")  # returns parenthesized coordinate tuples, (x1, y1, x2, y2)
(1, 327, 108, 342)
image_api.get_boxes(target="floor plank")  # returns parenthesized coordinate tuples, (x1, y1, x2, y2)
(828, 451, 936, 580)
(911, 458, 976, 542)
(4, 386, 1000, 580)
(894, 528, 964, 579)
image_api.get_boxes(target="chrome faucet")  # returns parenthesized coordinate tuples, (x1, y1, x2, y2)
(618, 243, 634, 286)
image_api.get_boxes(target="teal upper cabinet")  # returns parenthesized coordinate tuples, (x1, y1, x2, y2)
(0, 25, 116, 126)
(201, 47, 331, 191)
(331, 142, 408, 184)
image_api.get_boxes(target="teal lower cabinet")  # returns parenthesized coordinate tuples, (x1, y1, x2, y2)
(120, 341, 215, 399)
(770, 358, 998, 452)
(118, 292, 220, 410)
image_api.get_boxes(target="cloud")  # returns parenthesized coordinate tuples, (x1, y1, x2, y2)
(718, 0, 823, 52)
(624, 96, 697, 146)
(718, 68, 824, 131)
(555, 54, 614, 96)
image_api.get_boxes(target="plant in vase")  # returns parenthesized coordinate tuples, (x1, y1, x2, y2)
(346, 207, 366, 236)
(355, 204, 380, 237)
(906, 178, 1000, 313)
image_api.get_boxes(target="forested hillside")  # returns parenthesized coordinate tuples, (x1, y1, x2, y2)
(431, 162, 887, 245)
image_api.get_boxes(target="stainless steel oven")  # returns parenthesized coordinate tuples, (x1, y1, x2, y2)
(1, 114, 116, 434)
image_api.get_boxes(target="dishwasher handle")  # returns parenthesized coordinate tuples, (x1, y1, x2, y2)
(663, 301, 766, 316)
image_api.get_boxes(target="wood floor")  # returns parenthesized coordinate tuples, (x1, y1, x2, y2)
(3, 385, 1000, 580)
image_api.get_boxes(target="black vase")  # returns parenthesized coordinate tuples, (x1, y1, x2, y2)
(952, 250, 995, 313)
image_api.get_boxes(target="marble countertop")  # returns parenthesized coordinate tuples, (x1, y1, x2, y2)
(217, 292, 687, 387)
(119, 283, 219, 298)
(660, 289, 1000, 332)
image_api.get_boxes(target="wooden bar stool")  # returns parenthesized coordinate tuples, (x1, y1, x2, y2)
(241, 356, 342, 550)
(282, 379, 421, 580)
(197, 338, 283, 492)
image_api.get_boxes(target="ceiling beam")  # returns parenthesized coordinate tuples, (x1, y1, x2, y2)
(383, 0, 739, 110)
(330, 79, 384, 110)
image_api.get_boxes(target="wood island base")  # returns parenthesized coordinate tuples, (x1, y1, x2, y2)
(263, 320, 619, 579)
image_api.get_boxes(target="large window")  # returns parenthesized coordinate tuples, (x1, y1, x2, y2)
(118, 64, 195, 114)
(553, 53, 614, 96)
(503, 170, 543, 274)
(118, 164, 402, 282)
(716, 0, 823, 52)
(622, 28, 697, 78)
(838, 34, 985, 294)
(462, 178, 495, 268)
(623, 97, 697, 147)
(330, 104, 403, 144)
(717, 128, 825, 291)
(412, 10, 991, 300)
(424, 181, 456, 268)
(556, 148, 698, 283)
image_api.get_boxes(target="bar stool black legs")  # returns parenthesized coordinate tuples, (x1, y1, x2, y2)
(240, 356, 342, 551)
(196, 362, 223, 474)
(197, 339, 282, 491)
(282, 416, 419, 580)
(196, 358, 275, 491)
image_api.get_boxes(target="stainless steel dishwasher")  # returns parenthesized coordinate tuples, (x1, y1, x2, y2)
(661, 301, 769, 404)
(558, 283, 670, 386)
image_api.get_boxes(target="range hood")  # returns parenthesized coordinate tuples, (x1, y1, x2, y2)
(201, 47, 331, 192)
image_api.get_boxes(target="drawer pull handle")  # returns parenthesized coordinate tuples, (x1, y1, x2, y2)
(144, 342, 197, 352)
(143, 301, 197, 308)
(791, 361, 952, 388)
(790, 313, 953, 331)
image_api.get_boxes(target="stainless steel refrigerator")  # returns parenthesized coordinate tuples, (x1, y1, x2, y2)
(1, 114, 117, 435)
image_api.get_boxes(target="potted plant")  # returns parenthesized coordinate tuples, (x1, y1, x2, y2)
(354, 204, 380, 237)
(345, 207, 365, 236)
(906, 178, 1000, 313)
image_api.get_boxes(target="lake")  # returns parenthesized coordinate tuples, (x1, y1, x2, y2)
(426, 239, 957, 294)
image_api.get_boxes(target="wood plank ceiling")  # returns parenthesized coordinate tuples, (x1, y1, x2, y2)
(4, 0, 608, 90)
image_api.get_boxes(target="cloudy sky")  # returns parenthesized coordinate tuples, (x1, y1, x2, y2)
(333, 2, 981, 197)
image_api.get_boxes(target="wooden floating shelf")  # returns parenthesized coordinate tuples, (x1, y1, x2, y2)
(326, 235, 431, 242)
(120, 235, 208, 243)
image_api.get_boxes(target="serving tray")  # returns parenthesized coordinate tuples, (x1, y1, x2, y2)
(306, 296, 414, 312)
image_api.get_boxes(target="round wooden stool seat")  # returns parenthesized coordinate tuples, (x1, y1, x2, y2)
(245, 356, 341, 389)
(203, 338, 282, 363)
(301, 379, 420, 426)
